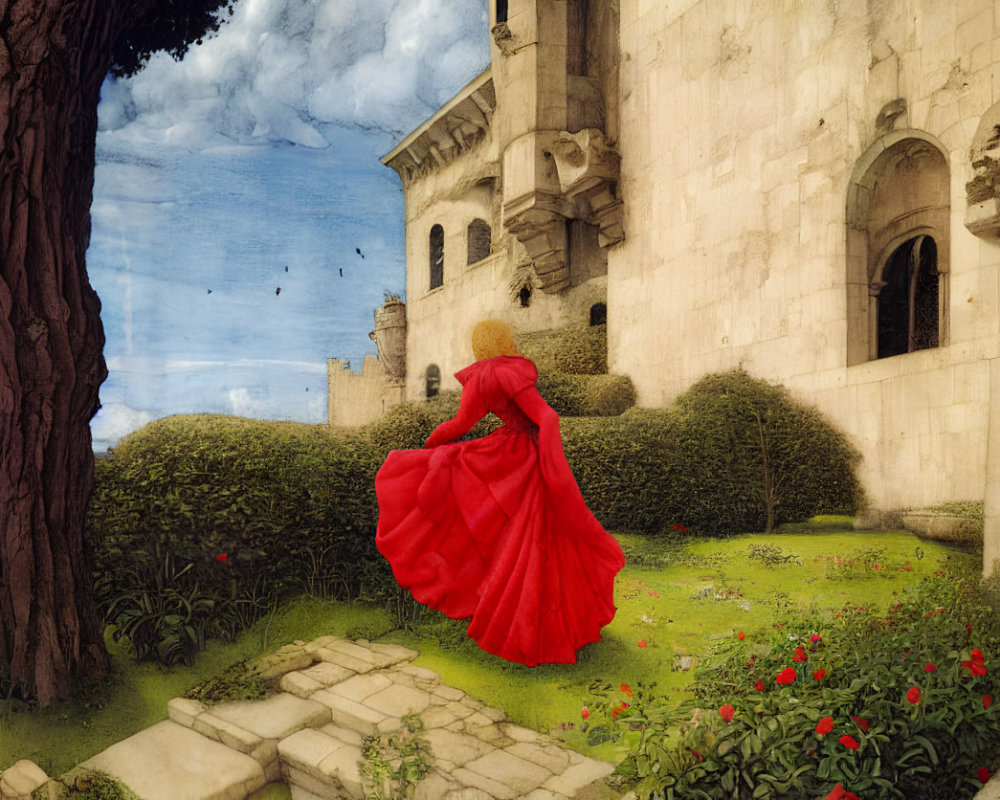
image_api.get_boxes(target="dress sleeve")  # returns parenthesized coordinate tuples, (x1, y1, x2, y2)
(424, 375, 488, 448)
(510, 384, 580, 496)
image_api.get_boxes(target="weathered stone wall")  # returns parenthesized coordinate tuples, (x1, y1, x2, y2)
(611, 0, 1000, 512)
(327, 356, 404, 427)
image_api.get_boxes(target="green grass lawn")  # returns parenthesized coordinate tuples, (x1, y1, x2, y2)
(0, 519, 974, 780)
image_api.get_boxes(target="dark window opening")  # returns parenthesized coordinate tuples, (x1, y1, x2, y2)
(589, 302, 607, 326)
(877, 235, 939, 359)
(496, 0, 508, 22)
(467, 219, 491, 265)
(425, 364, 441, 398)
(518, 284, 532, 307)
(429, 224, 444, 290)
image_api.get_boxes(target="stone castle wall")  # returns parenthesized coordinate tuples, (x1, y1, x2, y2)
(610, 0, 1000, 512)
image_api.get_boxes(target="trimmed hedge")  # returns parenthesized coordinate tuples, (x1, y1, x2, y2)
(517, 323, 607, 375)
(537, 373, 636, 417)
(87, 368, 861, 660)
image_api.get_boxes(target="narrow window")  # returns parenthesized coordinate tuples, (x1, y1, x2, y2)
(877, 235, 939, 359)
(590, 302, 607, 326)
(425, 364, 441, 398)
(429, 225, 444, 290)
(496, 0, 508, 23)
(518, 284, 532, 307)
(467, 219, 491, 265)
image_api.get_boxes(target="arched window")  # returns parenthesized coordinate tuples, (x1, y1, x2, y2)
(846, 136, 949, 364)
(467, 219, 491, 265)
(877, 236, 938, 358)
(518, 284, 532, 307)
(425, 364, 441, 398)
(590, 302, 607, 326)
(429, 225, 444, 290)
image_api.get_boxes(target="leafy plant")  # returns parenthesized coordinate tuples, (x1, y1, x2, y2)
(359, 712, 434, 799)
(36, 770, 140, 800)
(184, 660, 275, 706)
(605, 565, 1000, 799)
(746, 544, 801, 567)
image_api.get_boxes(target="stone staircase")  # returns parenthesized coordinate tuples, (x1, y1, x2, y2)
(1, 636, 618, 800)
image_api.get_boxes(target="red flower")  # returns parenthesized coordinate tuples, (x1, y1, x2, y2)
(907, 686, 922, 704)
(737, 632, 745, 640)
(612, 707, 621, 719)
(924, 663, 937, 673)
(216, 553, 228, 562)
(972, 648, 985, 661)
(637, 640, 647, 648)
(810, 634, 822, 644)
(621, 701, 630, 709)
(648, 590, 660, 598)
(690, 749, 705, 761)
(669, 523, 689, 532)
(984, 695, 994, 709)
(719, 704, 735, 723)
(776, 667, 796, 685)
(850, 715, 870, 732)
(793, 646, 807, 662)
(813, 668, 826, 681)
(963, 659, 988, 677)
(753, 679, 765, 691)
(840, 735, 859, 750)
(816, 716, 834, 735)
(581, 707, 590, 719)
(620, 683, 633, 697)
(978, 767, 991, 783)
(824, 785, 861, 800)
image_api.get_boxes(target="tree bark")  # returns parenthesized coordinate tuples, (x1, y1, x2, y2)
(0, 0, 129, 705)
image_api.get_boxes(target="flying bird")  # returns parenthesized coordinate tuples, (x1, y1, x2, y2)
(207, 289, 212, 294)
(275, 287, 281, 295)
(355, 247, 365, 259)
(339, 268, 343, 277)
(284, 265, 288, 272)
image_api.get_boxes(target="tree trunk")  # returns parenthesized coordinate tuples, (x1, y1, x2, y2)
(0, 1, 128, 705)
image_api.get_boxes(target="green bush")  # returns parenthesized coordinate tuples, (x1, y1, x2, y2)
(603, 562, 1000, 799)
(537, 373, 636, 417)
(87, 415, 385, 661)
(562, 369, 862, 535)
(517, 323, 607, 374)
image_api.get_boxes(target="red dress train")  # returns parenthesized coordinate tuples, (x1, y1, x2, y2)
(374, 355, 625, 666)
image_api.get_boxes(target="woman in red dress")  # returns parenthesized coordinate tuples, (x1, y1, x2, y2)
(375, 319, 625, 666)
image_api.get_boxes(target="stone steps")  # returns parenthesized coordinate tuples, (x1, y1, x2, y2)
(9, 635, 618, 800)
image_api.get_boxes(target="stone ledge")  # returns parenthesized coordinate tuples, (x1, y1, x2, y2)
(0, 760, 49, 800)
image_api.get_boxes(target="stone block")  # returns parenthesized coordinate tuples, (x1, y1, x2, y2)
(300, 661, 355, 687)
(323, 639, 383, 665)
(433, 685, 465, 702)
(81, 720, 266, 800)
(288, 783, 328, 800)
(420, 704, 460, 729)
(279, 671, 323, 699)
(311, 689, 387, 735)
(367, 642, 419, 662)
(464, 749, 552, 794)
(413, 770, 459, 800)
(463, 712, 493, 728)
(442, 789, 495, 800)
(278, 729, 341, 779)
(192, 711, 271, 762)
(542, 759, 615, 795)
(500, 723, 541, 743)
(254, 644, 313, 680)
(467, 724, 515, 748)
(324, 671, 393, 702)
(444, 701, 475, 720)
(0, 760, 49, 798)
(365, 684, 433, 716)
(423, 729, 494, 767)
(452, 766, 518, 800)
(506, 742, 570, 774)
(399, 665, 441, 684)
(211, 692, 331, 739)
(318, 743, 365, 797)
(166, 696, 205, 728)
(314, 647, 374, 674)
(479, 705, 506, 723)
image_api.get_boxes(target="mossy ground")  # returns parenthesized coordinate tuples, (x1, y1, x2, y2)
(0, 520, 971, 778)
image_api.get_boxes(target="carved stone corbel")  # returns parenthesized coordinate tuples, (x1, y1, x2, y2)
(503, 196, 571, 293)
(544, 129, 624, 247)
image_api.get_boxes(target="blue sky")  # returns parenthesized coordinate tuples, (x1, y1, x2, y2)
(88, 0, 490, 450)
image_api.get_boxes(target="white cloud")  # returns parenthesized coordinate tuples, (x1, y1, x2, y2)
(91, 403, 154, 450)
(228, 386, 268, 417)
(98, 0, 490, 150)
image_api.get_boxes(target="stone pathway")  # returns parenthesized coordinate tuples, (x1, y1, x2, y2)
(0, 636, 618, 800)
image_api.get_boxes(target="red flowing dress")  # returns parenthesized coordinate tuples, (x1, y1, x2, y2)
(375, 355, 625, 666)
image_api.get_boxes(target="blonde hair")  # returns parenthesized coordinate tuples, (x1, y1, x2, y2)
(471, 319, 520, 360)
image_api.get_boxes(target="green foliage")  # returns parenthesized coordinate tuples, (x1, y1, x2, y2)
(606, 563, 1000, 799)
(184, 660, 275, 706)
(563, 369, 863, 535)
(87, 415, 385, 662)
(35, 770, 140, 800)
(746, 544, 801, 567)
(537, 373, 636, 417)
(359, 712, 434, 799)
(927, 501, 984, 524)
(517, 324, 608, 375)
